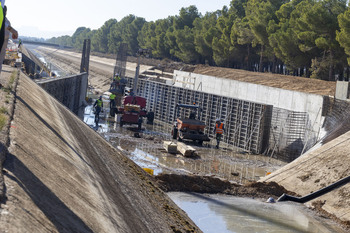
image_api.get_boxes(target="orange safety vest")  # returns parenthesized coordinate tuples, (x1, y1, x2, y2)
(215, 123, 224, 134)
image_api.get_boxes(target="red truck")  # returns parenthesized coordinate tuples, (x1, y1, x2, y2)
(118, 96, 147, 130)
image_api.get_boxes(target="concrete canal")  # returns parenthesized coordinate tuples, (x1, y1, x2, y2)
(83, 100, 346, 233)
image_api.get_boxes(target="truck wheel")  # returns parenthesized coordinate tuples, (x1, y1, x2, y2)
(172, 127, 178, 139)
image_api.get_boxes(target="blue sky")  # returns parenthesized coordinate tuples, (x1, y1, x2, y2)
(5, 0, 231, 39)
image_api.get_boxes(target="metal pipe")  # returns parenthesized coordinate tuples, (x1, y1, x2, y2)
(278, 175, 350, 203)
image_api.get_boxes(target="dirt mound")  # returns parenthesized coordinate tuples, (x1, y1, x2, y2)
(193, 65, 336, 96)
(156, 174, 294, 199)
(157, 174, 238, 193)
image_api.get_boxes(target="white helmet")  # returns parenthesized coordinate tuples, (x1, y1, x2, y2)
(216, 118, 220, 122)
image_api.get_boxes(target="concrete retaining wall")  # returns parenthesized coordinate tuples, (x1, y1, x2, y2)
(37, 73, 88, 118)
(173, 71, 328, 160)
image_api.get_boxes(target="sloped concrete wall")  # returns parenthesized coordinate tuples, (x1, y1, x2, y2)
(37, 73, 88, 117)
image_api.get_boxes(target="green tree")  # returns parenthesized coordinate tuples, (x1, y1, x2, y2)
(292, 0, 347, 80)
(71, 27, 94, 50)
(108, 15, 145, 54)
(169, 6, 201, 62)
(337, 7, 350, 67)
(91, 19, 117, 53)
(267, 0, 312, 74)
(193, 12, 219, 64)
(246, 0, 288, 72)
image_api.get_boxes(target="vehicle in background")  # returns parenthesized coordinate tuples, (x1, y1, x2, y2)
(172, 104, 210, 145)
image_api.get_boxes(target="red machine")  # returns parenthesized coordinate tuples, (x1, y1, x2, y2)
(118, 96, 147, 130)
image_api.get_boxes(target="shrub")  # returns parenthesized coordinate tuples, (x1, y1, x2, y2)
(0, 114, 7, 131)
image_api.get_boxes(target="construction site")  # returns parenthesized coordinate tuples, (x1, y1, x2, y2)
(0, 40, 350, 232)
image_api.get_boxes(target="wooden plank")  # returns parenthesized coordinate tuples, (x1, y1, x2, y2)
(177, 142, 196, 157)
(163, 141, 177, 154)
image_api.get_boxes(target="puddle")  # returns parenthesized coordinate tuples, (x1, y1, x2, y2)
(168, 192, 346, 233)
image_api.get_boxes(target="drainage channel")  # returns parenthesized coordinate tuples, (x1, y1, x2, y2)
(83, 100, 347, 233)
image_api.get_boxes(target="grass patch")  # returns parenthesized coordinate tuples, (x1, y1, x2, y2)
(0, 114, 7, 131)
(8, 71, 17, 87)
(2, 71, 18, 92)
(0, 106, 7, 114)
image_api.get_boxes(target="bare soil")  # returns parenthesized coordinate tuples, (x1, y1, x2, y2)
(193, 65, 336, 96)
(156, 174, 295, 200)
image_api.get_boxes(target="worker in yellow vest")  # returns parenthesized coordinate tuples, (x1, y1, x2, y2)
(109, 93, 116, 108)
(0, 2, 5, 56)
(93, 96, 103, 127)
(214, 118, 224, 149)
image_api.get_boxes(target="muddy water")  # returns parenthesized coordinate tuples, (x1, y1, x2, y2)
(84, 102, 284, 184)
(169, 192, 346, 233)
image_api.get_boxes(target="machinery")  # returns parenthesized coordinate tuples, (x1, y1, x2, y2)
(116, 47, 152, 129)
(4, 39, 22, 67)
(172, 104, 210, 145)
(118, 95, 147, 130)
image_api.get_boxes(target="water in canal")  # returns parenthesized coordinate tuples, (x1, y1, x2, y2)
(169, 192, 345, 233)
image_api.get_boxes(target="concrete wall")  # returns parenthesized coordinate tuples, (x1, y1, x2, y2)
(335, 81, 350, 100)
(174, 71, 325, 136)
(173, 71, 328, 160)
(37, 73, 88, 118)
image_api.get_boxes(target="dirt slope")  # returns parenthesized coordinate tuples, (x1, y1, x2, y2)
(260, 131, 350, 226)
(0, 71, 199, 232)
(194, 65, 336, 96)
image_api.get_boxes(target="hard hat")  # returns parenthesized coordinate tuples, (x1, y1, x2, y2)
(266, 197, 275, 203)
(99, 96, 102, 99)
(216, 118, 220, 122)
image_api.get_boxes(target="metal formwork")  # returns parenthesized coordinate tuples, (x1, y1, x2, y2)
(124, 76, 315, 160)
(133, 78, 270, 154)
(114, 43, 128, 78)
(266, 108, 309, 161)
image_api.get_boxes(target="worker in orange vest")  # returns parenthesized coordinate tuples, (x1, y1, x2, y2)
(214, 118, 224, 149)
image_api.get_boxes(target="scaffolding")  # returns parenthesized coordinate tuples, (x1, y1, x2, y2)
(131, 78, 271, 154)
(113, 43, 128, 79)
(123, 75, 316, 161)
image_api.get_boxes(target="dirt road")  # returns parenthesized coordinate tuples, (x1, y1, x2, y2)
(35, 46, 153, 94)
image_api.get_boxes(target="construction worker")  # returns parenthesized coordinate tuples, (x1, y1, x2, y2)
(115, 73, 121, 83)
(214, 118, 224, 149)
(93, 96, 103, 126)
(0, 2, 5, 58)
(109, 92, 116, 109)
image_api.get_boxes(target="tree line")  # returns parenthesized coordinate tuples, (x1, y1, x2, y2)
(47, 0, 350, 81)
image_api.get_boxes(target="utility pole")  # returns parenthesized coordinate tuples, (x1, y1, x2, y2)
(133, 48, 150, 96)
